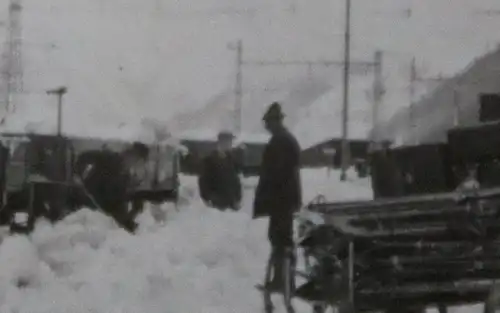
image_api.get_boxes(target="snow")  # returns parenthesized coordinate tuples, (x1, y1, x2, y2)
(234, 132, 270, 145)
(293, 78, 373, 150)
(0, 1, 498, 311)
(0, 105, 187, 148)
(177, 129, 220, 142)
(376, 45, 500, 146)
(0, 169, 372, 313)
(178, 129, 270, 145)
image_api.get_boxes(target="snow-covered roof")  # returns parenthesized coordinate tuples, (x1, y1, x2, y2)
(293, 78, 373, 150)
(178, 129, 270, 144)
(177, 129, 219, 141)
(234, 132, 269, 145)
(0, 108, 181, 147)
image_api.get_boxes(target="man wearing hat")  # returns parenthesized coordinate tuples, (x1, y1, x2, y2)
(253, 102, 302, 292)
(198, 130, 242, 211)
(74, 142, 150, 233)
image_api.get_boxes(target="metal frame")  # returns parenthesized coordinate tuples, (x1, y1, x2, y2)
(261, 247, 296, 313)
(296, 193, 500, 313)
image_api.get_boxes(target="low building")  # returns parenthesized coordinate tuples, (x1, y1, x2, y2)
(301, 138, 371, 168)
(234, 133, 269, 176)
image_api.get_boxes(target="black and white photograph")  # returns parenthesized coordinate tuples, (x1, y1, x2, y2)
(1, 0, 500, 312)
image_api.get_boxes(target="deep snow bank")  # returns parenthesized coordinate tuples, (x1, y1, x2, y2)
(0, 170, 372, 313)
(0, 207, 271, 313)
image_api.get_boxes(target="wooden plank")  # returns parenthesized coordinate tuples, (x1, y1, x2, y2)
(362, 268, 500, 285)
(308, 186, 500, 216)
(355, 291, 488, 312)
(322, 214, 449, 237)
(358, 279, 493, 295)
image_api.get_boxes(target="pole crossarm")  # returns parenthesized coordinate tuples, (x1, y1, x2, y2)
(242, 59, 376, 67)
(46, 86, 67, 96)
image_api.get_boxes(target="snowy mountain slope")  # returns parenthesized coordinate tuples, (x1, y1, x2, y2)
(1, 0, 500, 140)
(293, 75, 374, 149)
(376, 46, 500, 146)
(167, 75, 333, 136)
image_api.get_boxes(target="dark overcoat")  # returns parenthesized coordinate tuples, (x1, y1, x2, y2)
(197, 150, 242, 210)
(253, 129, 302, 219)
(74, 150, 137, 231)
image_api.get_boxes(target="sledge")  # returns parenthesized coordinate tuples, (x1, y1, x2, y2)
(260, 186, 500, 313)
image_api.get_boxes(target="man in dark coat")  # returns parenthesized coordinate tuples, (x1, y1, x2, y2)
(253, 102, 302, 292)
(75, 142, 150, 233)
(198, 131, 242, 211)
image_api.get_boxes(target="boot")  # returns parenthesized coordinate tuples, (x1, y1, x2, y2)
(266, 254, 285, 292)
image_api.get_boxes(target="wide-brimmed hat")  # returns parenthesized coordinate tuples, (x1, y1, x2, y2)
(262, 102, 285, 121)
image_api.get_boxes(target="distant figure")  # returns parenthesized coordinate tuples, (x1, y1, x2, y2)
(253, 102, 302, 292)
(371, 145, 404, 198)
(75, 142, 150, 233)
(198, 131, 242, 211)
(455, 165, 480, 200)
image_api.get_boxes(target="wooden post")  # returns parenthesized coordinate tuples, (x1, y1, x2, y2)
(372, 51, 383, 145)
(46, 86, 68, 137)
(348, 240, 355, 303)
(409, 57, 417, 145)
(340, 0, 352, 181)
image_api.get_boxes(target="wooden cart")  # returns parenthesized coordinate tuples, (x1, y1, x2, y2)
(263, 188, 500, 313)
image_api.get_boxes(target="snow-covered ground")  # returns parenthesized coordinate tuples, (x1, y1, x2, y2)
(0, 168, 371, 313)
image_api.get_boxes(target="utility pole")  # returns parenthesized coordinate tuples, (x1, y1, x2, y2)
(409, 57, 417, 145)
(228, 40, 243, 136)
(235, 40, 243, 135)
(452, 78, 462, 127)
(46, 86, 68, 136)
(1, 0, 23, 123)
(240, 52, 376, 182)
(371, 50, 384, 146)
(231, 50, 375, 142)
(340, 0, 351, 181)
(408, 58, 450, 144)
(452, 88, 459, 126)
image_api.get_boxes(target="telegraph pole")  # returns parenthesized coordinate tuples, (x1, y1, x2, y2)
(46, 86, 67, 136)
(409, 57, 417, 145)
(408, 58, 450, 144)
(1, 0, 23, 123)
(340, 0, 352, 181)
(239, 51, 377, 182)
(371, 50, 384, 145)
(235, 40, 243, 135)
(228, 40, 243, 135)
(452, 87, 460, 126)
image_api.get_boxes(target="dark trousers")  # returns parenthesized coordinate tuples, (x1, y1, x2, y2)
(95, 188, 137, 233)
(104, 200, 137, 233)
(267, 211, 295, 286)
(268, 212, 294, 248)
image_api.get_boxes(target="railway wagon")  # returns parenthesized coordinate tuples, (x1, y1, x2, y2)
(0, 132, 180, 231)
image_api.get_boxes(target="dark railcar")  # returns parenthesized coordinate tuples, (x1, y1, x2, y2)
(0, 132, 180, 232)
